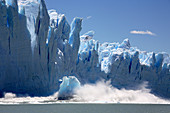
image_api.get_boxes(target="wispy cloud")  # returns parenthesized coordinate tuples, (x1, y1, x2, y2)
(86, 16, 92, 19)
(130, 30, 156, 36)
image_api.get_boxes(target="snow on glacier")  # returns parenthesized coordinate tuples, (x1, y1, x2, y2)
(79, 31, 170, 73)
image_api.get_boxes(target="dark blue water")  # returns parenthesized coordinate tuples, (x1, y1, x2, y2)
(0, 104, 170, 113)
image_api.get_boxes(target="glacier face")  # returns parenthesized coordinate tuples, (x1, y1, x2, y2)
(78, 32, 170, 98)
(0, 0, 169, 98)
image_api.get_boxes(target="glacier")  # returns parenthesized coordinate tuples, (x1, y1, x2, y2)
(0, 0, 169, 99)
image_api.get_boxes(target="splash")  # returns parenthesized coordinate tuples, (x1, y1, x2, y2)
(72, 80, 170, 104)
(0, 81, 169, 104)
(0, 92, 58, 104)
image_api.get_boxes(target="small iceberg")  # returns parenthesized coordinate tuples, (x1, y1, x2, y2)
(58, 76, 81, 100)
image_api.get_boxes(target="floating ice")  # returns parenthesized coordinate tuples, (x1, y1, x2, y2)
(58, 76, 81, 100)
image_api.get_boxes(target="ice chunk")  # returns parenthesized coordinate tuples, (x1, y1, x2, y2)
(58, 76, 81, 100)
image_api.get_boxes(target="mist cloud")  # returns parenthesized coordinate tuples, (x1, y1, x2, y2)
(72, 80, 169, 104)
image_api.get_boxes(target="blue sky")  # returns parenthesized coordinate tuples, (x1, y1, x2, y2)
(45, 0, 170, 53)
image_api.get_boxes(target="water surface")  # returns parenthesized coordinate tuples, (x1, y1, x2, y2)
(0, 104, 170, 113)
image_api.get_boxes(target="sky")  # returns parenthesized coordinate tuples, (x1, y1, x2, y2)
(45, 0, 170, 53)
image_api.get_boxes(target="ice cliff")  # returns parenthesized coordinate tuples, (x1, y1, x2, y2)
(0, 0, 169, 98)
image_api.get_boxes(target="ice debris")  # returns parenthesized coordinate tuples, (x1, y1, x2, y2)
(58, 76, 81, 100)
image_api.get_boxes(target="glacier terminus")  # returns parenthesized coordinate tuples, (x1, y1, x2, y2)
(0, 0, 169, 99)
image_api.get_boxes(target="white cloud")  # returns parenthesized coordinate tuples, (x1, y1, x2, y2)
(130, 30, 156, 36)
(86, 16, 92, 19)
